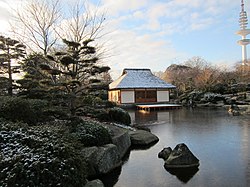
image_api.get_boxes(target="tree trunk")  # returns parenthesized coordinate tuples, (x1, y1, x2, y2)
(7, 48, 12, 96)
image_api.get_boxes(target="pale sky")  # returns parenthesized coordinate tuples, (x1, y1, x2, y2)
(0, 0, 249, 78)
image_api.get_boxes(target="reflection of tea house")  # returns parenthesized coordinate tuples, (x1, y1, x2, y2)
(108, 68, 176, 104)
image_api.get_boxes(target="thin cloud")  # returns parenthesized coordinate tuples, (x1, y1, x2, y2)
(190, 18, 215, 31)
(99, 0, 248, 77)
(0, 0, 248, 78)
(102, 27, 186, 73)
(0, 3, 11, 20)
(100, 0, 148, 16)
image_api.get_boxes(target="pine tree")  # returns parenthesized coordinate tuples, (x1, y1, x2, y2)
(46, 39, 110, 115)
(19, 39, 110, 115)
(0, 36, 26, 96)
(17, 53, 55, 99)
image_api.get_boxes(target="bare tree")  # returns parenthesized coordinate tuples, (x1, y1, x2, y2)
(54, 0, 109, 62)
(10, 0, 61, 55)
(234, 61, 250, 83)
(163, 57, 223, 93)
(56, 0, 106, 43)
(163, 64, 194, 94)
(184, 56, 209, 70)
(194, 67, 220, 92)
(10, 0, 107, 58)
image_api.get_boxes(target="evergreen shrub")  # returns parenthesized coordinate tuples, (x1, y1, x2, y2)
(0, 97, 48, 124)
(0, 119, 87, 187)
(108, 107, 131, 125)
(93, 109, 110, 121)
(70, 120, 112, 147)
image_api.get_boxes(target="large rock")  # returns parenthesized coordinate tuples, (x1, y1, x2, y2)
(81, 144, 122, 177)
(105, 124, 131, 158)
(95, 144, 122, 174)
(228, 104, 250, 115)
(164, 143, 199, 168)
(228, 104, 240, 116)
(129, 130, 159, 146)
(158, 147, 172, 160)
(81, 146, 99, 177)
(241, 105, 250, 115)
(112, 130, 131, 158)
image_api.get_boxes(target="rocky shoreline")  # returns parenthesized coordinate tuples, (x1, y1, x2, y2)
(85, 92, 250, 186)
(179, 91, 250, 115)
(84, 123, 159, 187)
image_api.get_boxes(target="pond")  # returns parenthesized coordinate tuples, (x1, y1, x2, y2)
(101, 108, 250, 187)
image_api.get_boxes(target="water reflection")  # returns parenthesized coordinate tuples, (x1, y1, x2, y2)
(240, 119, 250, 185)
(165, 167, 199, 183)
(128, 110, 171, 125)
(99, 166, 122, 187)
(130, 141, 158, 150)
(108, 108, 250, 187)
(129, 110, 158, 125)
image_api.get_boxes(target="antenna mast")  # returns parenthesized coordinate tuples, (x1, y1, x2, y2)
(241, 0, 244, 12)
(236, 0, 250, 66)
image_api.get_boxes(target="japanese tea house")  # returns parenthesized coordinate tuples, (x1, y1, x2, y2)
(108, 68, 176, 104)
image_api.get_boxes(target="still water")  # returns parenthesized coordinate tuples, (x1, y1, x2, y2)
(102, 108, 250, 187)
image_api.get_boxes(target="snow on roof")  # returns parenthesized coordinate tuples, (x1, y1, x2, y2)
(109, 68, 176, 89)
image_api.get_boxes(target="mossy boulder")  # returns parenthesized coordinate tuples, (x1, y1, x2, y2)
(164, 143, 200, 168)
(129, 130, 159, 146)
(81, 144, 121, 176)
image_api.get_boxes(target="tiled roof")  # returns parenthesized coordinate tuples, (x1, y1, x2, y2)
(109, 68, 176, 89)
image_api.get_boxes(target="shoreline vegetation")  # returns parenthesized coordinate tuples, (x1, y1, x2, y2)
(0, 35, 249, 187)
(1, 90, 249, 187)
(0, 1, 249, 185)
(0, 99, 159, 187)
(0, 55, 249, 186)
(178, 91, 250, 115)
(0, 58, 249, 186)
